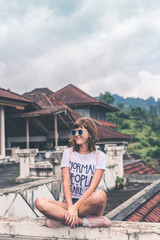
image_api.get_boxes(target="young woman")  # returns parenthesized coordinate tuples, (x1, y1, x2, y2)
(35, 117, 111, 228)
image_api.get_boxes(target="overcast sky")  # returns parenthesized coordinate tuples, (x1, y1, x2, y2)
(0, 0, 160, 100)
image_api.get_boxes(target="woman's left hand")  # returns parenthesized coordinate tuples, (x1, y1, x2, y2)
(65, 205, 78, 228)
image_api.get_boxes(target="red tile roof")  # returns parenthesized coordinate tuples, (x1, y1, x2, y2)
(24, 87, 54, 96)
(23, 92, 64, 109)
(96, 125, 131, 141)
(52, 84, 119, 112)
(0, 87, 32, 103)
(124, 161, 159, 175)
(124, 190, 160, 222)
(12, 106, 68, 118)
(21, 86, 130, 141)
(66, 109, 130, 141)
(93, 119, 117, 128)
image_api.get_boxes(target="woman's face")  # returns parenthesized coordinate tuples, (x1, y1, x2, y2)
(73, 125, 90, 146)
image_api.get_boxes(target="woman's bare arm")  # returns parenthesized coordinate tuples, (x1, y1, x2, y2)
(64, 169, 104, 228)
(74, 169, 104, 210)
(62, 167, 73, 208)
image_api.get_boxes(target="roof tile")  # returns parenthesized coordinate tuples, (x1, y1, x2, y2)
(52, 84, 119, 112)
(124, 161, 158, 175)
(0, 87, 32, 103)
(125, 191, 160, 223)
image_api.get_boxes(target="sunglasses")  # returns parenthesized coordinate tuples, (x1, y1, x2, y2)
(71, 129, 83, 136)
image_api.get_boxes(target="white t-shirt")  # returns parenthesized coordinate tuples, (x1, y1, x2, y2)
(61, 148, 106, 199)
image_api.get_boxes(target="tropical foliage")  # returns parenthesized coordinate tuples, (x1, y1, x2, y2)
(99, 92, 160, 170)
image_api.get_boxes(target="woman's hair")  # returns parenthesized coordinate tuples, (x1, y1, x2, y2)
(69, 117, 97, 152)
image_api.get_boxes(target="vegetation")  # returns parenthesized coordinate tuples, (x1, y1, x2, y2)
(99, 92, 160, 170)
(115, 176, 123, 189)
(99, 91, 114, 104)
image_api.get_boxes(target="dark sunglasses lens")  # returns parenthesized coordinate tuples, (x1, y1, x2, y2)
(71, 130, 76, 136)
(78, 129, 83, 135)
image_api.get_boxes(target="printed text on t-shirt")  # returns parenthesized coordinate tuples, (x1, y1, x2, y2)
(70, 161, 95, 196)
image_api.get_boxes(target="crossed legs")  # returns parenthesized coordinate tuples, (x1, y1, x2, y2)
(35, 190, 107, 226)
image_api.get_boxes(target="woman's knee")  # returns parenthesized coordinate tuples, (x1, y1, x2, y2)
(92, 190, 107, 206)
(35, 197, 46, 211)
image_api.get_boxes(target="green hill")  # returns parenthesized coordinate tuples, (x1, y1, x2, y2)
(113, 94, 156, 110)
(98, 91, 160, 171)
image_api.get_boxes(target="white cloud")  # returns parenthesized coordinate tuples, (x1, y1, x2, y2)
(0, 0, 160, 100)
(132, 71, 160, 100)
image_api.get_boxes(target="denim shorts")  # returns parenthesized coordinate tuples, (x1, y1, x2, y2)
(72, 198, 79, 204)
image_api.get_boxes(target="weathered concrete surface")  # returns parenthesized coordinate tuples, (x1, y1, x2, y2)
(0, 177, 63, 218)
(0, 217, 160, 240)
(0, 163, 20, 189)
(128, 174, 160, 183)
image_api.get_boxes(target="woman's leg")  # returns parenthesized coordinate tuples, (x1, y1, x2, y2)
(78, 190, 110, 228)
(35, 197, 67, 223)
(35, 197, 83, 226)
(78, 190, 107, 217)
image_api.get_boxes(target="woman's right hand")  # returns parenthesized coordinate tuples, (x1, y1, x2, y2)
(65, 205, 78, 228)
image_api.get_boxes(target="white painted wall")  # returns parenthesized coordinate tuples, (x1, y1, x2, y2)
(0, 106, 5, 157)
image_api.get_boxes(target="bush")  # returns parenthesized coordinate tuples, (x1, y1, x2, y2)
(121, 122, 130, 129)
(134, 143, 143, 149)
(147, 148, 160, 158)
(146, 156, 151, 162)
(148, 137, 160, 147)
(130, 135, 139, 143)
(116, 112, 129, 119)
(134, 121, 143, 130)
(140, 139, 149, 147)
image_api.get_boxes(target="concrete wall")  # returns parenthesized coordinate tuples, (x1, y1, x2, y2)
(0, 217, 159, 240)
(0, 106, 5, 158)
(0, 178, 63, 218)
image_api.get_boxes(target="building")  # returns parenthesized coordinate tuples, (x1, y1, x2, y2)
(0, 87, 33, 159)
(52, 84, 119, 120)
(0, 85, 130, 159)
(24, 84, 130, 149)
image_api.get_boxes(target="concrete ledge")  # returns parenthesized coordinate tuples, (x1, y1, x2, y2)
(0, 157, 10, 165)
(0, 217, 160, 240)
(0, 177, 61, 195)
(128, 174, 160, 183)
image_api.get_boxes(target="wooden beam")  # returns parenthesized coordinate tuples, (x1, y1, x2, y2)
(33, 118, 49, 134)
(0, 100, 27, 109)
(54, 115, 58, 149)
(7, 136, 47, 143)
(58, 114, 72, 129)
(26, 118, 29, 149)
(0, 106, 5, 157)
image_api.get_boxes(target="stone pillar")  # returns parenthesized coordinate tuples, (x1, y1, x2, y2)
(16, 149, 38, 179)
(0, 106, 5, 157)
(54, 115, 58, 149)
(46, 150, 63, 178)
(105, 144, 126, 178)
(26, 119, 29, 149)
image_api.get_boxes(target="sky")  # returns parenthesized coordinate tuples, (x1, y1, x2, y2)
(0, 0, 160, 100)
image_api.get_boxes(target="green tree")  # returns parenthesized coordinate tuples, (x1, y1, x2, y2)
(152, 116, 160, 132)
(99, 91, 114, 104)
(117, 103, 124, 111)
(157, 98, 160, 115)
(130, 106, 146, 120)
